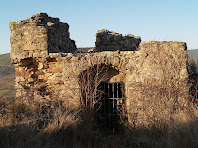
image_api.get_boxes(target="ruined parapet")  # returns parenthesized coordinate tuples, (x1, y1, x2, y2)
(10, 13, 76, 61)
(94, 29, 141, 51)
(139, 41, 188, 80)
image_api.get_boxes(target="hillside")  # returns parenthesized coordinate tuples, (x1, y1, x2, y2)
(0, 53, 15, 98)
(188, 49, 198, 58)
(77, 47, 93, 52)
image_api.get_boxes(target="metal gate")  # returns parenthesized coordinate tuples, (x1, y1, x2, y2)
(95, 82, 125, 130)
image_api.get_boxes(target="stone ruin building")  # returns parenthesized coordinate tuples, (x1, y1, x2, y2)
(10, 13, 188, 128)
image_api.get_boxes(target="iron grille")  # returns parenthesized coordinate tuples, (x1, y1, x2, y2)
(95, 82, 125, 130)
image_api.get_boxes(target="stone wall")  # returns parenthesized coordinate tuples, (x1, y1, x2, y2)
(10, 13, 76, 62)
(94, 29, 141, 51)
(10, 13, 188, 127)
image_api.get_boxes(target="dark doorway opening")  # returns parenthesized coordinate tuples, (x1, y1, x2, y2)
(95, 82, 125, 130)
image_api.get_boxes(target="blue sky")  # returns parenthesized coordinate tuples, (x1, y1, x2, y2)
(0, 0, 197, 54)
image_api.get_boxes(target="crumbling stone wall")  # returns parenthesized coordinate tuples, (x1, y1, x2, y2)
(10, 13, 76, 62)
(10, 13, 188, 127)
(94, 29, 141, 51)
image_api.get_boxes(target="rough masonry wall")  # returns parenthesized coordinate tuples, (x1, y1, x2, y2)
(10, 13, 76, 62)
(10, 13, 188, 127)
(125, 41, 188, 126)
(94, 29, 141, 51)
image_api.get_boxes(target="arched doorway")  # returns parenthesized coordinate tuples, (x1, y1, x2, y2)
(78, 64, 125, 130)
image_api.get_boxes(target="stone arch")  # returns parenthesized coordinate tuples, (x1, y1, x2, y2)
(61, 53, 128, 109)
(78, 62, 126, 130)
(78, 64, 119, 107)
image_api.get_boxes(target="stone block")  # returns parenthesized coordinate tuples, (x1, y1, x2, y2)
(47, 68, 63, 73)
(15, 70, 30, 77)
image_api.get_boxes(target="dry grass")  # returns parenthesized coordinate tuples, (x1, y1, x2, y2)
(0, 85, 198, 148)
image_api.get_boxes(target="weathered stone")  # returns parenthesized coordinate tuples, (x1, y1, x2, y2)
(10, 13, 189, 128)
(47, 68, 63, 73)
(15, 70, 30, 77)
(95, 29, 141, 51)
(10, 13, 76, 61)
